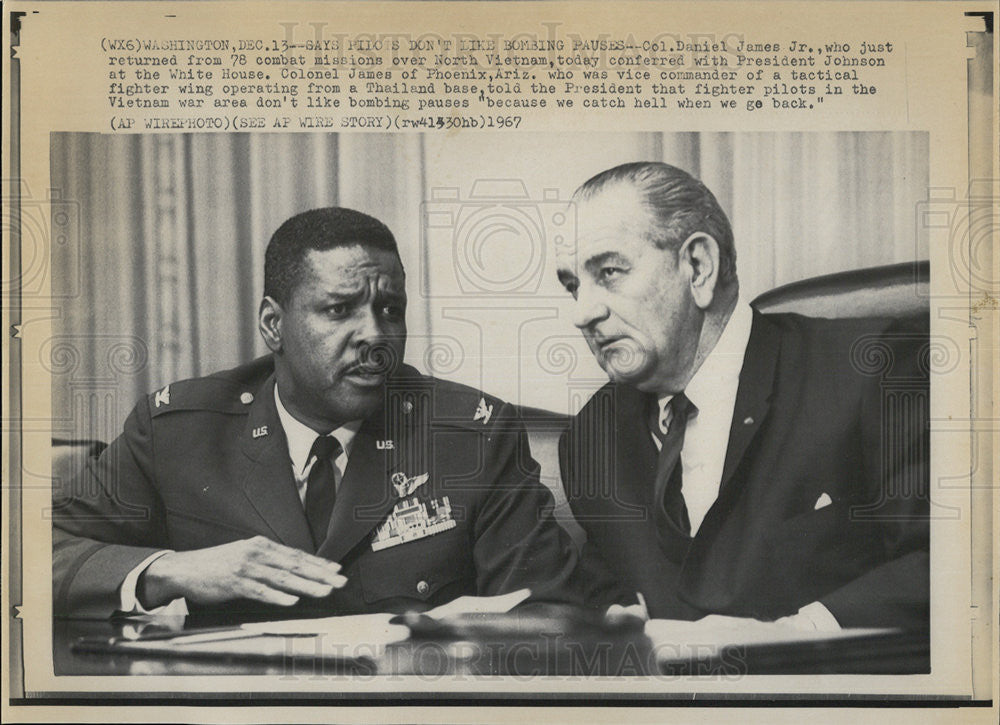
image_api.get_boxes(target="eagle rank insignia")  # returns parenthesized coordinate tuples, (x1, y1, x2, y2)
(473, 397, 493, 425)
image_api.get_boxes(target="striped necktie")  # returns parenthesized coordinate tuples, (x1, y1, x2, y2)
(650, 393, 694, 536)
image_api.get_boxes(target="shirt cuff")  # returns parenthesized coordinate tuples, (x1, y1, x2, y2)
(117, 550, 189, 617)
(777, 601, 842, 631)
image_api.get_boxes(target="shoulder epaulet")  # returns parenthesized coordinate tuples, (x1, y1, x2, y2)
(147, 376, 257, 418)
(436, 378, 507, 430)
(388, 372, 509, 431)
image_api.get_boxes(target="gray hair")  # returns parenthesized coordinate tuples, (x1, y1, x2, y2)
(574, 162, 737, 286)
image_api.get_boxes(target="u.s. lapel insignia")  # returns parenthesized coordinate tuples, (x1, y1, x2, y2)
(473, 397, 493, 425)
(371, 494, 456, 551)
(252, 425, 269, 439)
(391, 471, 429, 498)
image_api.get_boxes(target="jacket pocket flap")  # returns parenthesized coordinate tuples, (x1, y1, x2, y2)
(358, 531, 470, 603)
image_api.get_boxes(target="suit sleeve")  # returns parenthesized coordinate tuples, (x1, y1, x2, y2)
(556, 426, 638, 609)
(818, 323, 930, 630)
(52, 395, 172, 618)
(469, 403, 628, 610)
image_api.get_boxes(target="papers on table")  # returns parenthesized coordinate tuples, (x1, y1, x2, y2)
(645, 616, 894, 664)
(237, 588, 530, 639)
(98, 591, 533, 661)
(421, 588, 531, 619)
(241, 612, 409, 650)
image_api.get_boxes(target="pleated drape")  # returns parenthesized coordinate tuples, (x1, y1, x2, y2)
(50, 130, 928, 435)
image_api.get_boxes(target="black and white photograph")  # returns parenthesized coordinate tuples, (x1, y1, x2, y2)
(46, 130, 933, 677)
(2, 1, 996, 722)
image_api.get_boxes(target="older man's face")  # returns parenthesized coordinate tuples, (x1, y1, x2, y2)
(273, 244, 407, 430)
(556, 185, 702, 395)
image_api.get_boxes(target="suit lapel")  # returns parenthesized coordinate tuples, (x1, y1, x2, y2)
(718, 311, 781, 494)
(614, 385, 659, 512)
(680, 313, 783, 611)
(238, 377, 315, 552)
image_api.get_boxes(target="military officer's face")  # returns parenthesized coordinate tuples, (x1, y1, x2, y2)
(556, 184, 702, 395)
(266, 244, 407, 430)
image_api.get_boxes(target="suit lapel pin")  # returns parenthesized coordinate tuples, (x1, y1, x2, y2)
(474, 397, 493, 425)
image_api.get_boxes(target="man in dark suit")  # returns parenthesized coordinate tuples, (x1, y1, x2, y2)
(54, 207, 617, 619)
(556, 162, 928, 630)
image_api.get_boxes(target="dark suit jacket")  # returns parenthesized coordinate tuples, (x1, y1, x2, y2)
(560, 311, 929, 629)
(54, 357, 617, 619)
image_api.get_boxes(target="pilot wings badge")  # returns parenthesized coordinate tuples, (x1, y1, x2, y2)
(391, 471, 429, 499)
(375, 471, 454, 552)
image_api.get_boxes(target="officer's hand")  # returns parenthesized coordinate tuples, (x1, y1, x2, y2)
(137, 536, 347, 609)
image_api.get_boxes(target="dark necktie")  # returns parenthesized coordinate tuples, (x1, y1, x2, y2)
(650, 393, 695, 536)
(305, 435, 342, 549)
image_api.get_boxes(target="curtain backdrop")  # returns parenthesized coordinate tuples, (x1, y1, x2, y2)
(50, 131, 928, 439)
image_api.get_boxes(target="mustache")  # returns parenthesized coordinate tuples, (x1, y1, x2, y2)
(344, 342, 402, 376)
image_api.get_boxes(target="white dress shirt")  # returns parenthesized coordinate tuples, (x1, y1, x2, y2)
(653, 301, 840, 631)
(653, 300, 754, 536)
(117, 384, 361, 615)
(273, 384, 360, 503)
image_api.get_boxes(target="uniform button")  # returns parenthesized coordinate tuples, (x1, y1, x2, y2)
(416, 579, 429, 595)
(241, 392, 254, 404)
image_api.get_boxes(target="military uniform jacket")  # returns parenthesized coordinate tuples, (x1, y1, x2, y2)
(560, 311, 930, 630)
(54, 357, 607, 619)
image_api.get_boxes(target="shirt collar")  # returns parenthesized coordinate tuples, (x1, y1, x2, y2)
(658, 299, 754, 420)
(274, 384, 361, 476)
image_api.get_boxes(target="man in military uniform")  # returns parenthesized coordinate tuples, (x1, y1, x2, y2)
(54, 207, 617, 619)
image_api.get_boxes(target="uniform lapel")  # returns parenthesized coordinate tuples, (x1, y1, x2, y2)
(316, 409, 399, 563)
(238, 376, 315, 552)
(718, 311, 781, 495)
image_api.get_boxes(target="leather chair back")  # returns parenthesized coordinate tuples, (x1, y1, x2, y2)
(751, 260, 929, 319)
